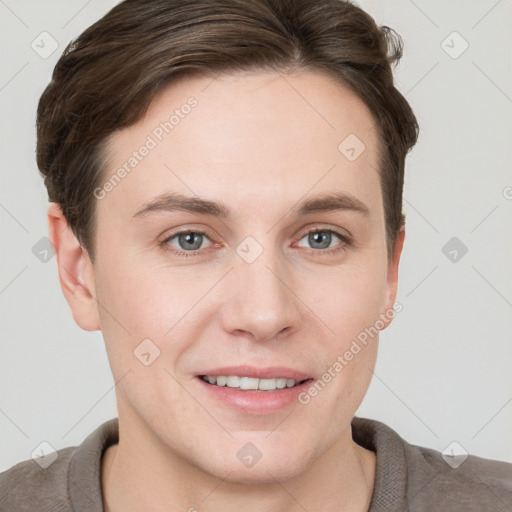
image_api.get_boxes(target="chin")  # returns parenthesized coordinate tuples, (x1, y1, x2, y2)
(206, 459, 309, 485)
(193, 440, 315, 485)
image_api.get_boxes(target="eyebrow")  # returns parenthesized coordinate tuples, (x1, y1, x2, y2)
(133, 191, 370, 219)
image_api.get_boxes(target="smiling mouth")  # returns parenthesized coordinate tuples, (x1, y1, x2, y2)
(199, 375, 311, 391)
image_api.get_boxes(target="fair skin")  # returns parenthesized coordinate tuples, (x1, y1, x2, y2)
(48, 69, 405, 512)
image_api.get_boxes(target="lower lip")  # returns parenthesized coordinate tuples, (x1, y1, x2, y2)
(195, 377, 313, 414)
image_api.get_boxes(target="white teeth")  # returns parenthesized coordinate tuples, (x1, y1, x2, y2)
(226, 376, 240, 387)
(239, 377, 259, 390)
(258, 378, 276, 391)
(202, 375, 301, 390)
(276, 378, 287, 389)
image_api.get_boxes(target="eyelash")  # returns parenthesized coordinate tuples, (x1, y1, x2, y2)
(159, 227, 351, 258)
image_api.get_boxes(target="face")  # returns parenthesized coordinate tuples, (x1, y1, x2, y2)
(58, 69, 403, 484)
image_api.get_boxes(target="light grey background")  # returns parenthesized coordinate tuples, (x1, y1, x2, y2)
(1, 0, 511, 472)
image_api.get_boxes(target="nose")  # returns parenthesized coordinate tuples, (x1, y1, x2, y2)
(219, 254, 303, 343)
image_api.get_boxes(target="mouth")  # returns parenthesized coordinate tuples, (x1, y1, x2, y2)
(194, 367, 314, 414)
(199, 375, 311, 391)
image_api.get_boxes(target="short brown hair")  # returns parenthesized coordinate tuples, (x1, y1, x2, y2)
(37, 0, 419, 262)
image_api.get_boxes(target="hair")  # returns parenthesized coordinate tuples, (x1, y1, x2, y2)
(37, 0, 419, 262)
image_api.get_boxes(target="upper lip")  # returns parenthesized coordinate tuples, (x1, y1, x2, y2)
(197, 365, 311, 381)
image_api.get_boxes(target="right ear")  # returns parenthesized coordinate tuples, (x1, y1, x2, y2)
(47, 203, 101, 331)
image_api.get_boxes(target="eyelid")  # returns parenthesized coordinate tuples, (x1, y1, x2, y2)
(295, 223, 352, 240)
(160, 225, 216, 242)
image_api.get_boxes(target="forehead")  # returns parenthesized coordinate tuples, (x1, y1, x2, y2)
(100, 69, 382, 221)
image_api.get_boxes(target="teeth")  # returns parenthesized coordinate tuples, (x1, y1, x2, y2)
(258, 378, 276, 391)
(226, 376, 240, 387)
(240, 377, 259, 390)
(202, 375, 302, 390)
(276, 378, 287, 389)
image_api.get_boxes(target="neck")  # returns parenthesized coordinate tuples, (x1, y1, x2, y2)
(101, 415, 376, 512)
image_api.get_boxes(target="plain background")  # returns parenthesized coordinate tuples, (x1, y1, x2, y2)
(1, 0, 511, 472)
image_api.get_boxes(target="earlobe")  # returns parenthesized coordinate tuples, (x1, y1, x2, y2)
(47, 203, 101, 331)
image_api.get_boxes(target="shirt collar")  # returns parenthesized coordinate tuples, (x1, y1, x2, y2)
(352, 416, 410, 511)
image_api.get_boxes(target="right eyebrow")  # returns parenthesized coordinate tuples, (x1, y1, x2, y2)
(133, 192, 232, 219)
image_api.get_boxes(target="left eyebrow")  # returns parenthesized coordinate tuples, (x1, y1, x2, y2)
(132, 191, 370, 220)
(295, 192, 370, 217)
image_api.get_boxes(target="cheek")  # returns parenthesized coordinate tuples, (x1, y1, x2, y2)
(93, 258, 201, 409)
(305, 261, 386, 397)
(93, 252, 220, 382)
(309, 260, 388, 340)
(92, 255, 168, 366)
(95, 255, 191, 334)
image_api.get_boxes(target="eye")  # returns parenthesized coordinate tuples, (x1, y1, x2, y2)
(161, 230, 213, 257)
(295, 229, 350, 255)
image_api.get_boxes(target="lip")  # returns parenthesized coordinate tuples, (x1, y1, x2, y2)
(195, 365, 314, 415)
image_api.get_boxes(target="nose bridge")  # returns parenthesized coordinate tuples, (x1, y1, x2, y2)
(220, 245, 302, 342)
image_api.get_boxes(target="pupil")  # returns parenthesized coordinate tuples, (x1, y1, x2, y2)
(311, 231, 330, 249)
(181, 232, 201, 250)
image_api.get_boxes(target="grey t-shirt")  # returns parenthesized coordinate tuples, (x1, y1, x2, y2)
(1, 416, 511, 511)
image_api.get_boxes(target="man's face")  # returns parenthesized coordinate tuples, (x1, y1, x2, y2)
(87, 69, 400, 482)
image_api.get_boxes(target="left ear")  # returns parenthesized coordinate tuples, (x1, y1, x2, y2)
(379, 226, 405, 330)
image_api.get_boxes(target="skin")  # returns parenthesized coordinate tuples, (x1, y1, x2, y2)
(48, 69, 405, 512)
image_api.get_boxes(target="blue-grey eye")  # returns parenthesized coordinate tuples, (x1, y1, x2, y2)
(169, 231, 209, 251)
(297, 230, 343, 250)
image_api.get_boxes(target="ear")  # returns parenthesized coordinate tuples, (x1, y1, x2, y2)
(47, 203, 101, 331)
(379, 226, 405, 330)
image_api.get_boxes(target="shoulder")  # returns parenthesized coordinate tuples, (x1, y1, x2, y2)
(351, 416, 512, 511)
(0, 446, 76, 512)
(404, 441, 512, 510)
(0, 417, 118, 512)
